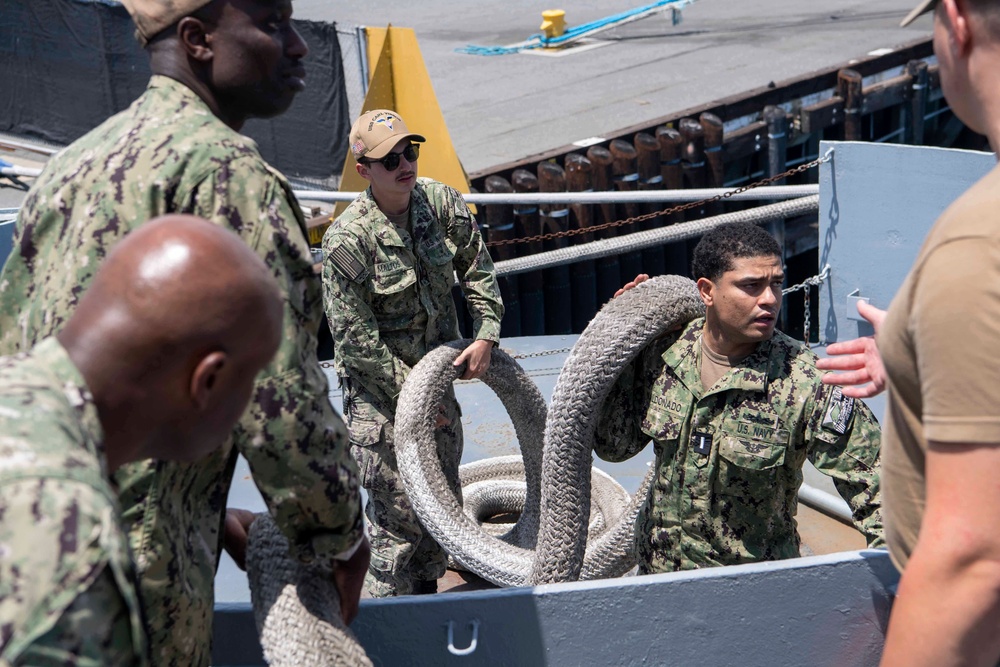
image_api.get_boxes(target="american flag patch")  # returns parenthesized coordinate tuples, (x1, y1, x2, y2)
(330, 245, 367, 282)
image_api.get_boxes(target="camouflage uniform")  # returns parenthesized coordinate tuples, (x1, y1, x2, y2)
(322, 179, 503, 596)
(0, 76, 363, 665)
(595, 318, 883, 573)
(0, 338, 147, 666)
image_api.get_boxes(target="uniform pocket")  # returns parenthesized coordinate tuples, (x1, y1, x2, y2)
(714, 435, 787, 496)
(421, 236, 456, 267)
(372, 265, 417, 295)
(641, 406, 683, 489)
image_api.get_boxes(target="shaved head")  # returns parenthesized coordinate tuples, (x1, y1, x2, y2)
(58, 214, 283, 468)
(75, 214, 280, 361)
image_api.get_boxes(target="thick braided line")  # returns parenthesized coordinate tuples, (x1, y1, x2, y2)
(460, 458, 631, 539)
(531, 274, 704, 583)
(494, 195, 818, 277)
(396, 345, 546, 586)
(246, 513, 372, 666)
(397, 344, 643, 585)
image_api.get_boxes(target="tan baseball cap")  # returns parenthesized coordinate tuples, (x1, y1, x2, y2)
(901, 0, 937, 26)
(349, 110, 426, 161)
(118, 0, 214, 45)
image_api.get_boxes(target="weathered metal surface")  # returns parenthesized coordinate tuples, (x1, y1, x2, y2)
(818, 140, 996, 344)
(215, 550, 898, 667)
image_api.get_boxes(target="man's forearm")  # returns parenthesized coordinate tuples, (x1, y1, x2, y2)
(881, 546, 1000, 666)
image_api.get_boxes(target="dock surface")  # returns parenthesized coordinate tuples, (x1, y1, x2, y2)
(297, 0, 933, 174)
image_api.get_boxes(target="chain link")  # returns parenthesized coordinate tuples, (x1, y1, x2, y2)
(321, 349, 574, 369)
(781, 264, 831, 346)
(781, 263, 830, 296)
(504, 347, 573, 360)
(485, 150, 832, 249)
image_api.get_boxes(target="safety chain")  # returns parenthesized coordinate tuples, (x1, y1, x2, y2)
(504, 346, 573, 360)
(781, 264, 831, 346)
(485, 149, 833, 248)
(320, 349, 573, 369)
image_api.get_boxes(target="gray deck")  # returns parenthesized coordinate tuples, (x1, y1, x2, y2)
(298, 0, 934, 174)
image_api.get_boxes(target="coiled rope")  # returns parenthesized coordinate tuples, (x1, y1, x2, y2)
(397, 274, 705, 585)
(244, 275, 704, 661)
(247, 513, 373, 666)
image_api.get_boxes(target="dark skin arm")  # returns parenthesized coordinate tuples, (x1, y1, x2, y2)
(223, 508, 371, 625)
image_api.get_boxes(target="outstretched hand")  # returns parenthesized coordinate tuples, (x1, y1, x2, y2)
(614, 273, 650, 298)
(453, 339, 495, 380)
(223, 507, 257, 571)
(816, 300, 888, 398)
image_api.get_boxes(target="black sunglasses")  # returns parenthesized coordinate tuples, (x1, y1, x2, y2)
(363, 143, 420, 172)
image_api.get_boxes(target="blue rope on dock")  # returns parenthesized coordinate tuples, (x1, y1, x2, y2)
(457, 0, 694, 56)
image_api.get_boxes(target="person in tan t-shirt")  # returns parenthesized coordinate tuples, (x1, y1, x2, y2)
(818, 1, 1000, 664)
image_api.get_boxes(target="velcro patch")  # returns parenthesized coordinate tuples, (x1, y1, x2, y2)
(822, 387, 855, 435)
(329, 245, 367, 282)
(691, 430, 713, 457)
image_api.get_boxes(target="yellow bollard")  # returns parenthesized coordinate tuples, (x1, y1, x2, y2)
(539, 9, 567, 41)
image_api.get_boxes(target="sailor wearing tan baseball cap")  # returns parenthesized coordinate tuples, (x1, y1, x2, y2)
(349, 110, 426, 162)
(118, 0, 215, 45)
(900, 0, 937, 26)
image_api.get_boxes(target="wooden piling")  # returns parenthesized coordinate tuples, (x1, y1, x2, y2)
(538, 161, 573, 335)
(700, 113, 725, 217)
(609, 139, 644, 285)
(838, 69, 864, 141)
(905, 60, 929, 146)
(635, 132, 666, 277)
(764, 105, 789, 184)
(484, 175, 521, 337)
(586, 145, 623, 303)
(656, 126, 689, 276)
(512, 168, 545, 335)
(566, 153, 599, 331)
(763, 105, 790, 330)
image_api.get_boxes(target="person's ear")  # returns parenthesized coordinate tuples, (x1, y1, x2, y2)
(177, 16, 214, 62)
(355, 161, 371, 181)
(190, 351, 228, 410)
(696, 277, 715, 307)
(944, 0, 973, 56)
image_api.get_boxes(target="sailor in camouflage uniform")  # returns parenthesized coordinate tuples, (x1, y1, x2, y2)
(0, 216, 283, 666)
(0, 1, 366, 664)
(0, 342, 148, 667)
(596, 222, 883, 573)
(323, 110, 504, 596)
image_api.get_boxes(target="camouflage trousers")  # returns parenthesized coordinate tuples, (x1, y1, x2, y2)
(353, 393, 463, 597)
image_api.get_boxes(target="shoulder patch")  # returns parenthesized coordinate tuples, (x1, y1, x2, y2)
(329, 245, 367, 282)
(821, 387, 855, 436)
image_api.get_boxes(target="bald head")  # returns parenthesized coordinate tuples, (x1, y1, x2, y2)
(74, 214, 281, 356)
(59, 215, 283, 469)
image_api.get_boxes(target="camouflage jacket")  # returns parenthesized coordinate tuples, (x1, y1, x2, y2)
(0, 338, 147, 667)
(0, 76, 362, 665)
(322, 179, 503, 443)
(595, 318, 883, 573)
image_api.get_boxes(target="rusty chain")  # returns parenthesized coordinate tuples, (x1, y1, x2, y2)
(485, 153, 829, 248)
(320, 348, 574, 371)
(504, 347, 573, 360)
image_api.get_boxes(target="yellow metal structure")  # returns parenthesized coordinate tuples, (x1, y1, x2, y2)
(539, 9, 567, 40)
(333, 25, 472, 221)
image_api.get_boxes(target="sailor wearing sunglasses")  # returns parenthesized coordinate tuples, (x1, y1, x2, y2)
(322, 109, 504, 598)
